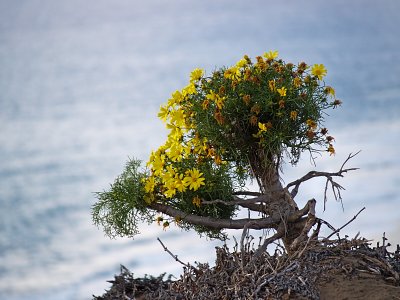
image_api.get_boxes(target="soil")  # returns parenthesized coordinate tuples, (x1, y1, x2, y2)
(93, 238, 400, 299)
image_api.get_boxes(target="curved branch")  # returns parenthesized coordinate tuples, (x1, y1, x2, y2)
(323, 207, 365, 241)
(149, 202, 279, 230)
(286, 151, 360, 200)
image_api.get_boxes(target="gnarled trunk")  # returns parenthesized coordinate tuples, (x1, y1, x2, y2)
(250, 153, 313, 251)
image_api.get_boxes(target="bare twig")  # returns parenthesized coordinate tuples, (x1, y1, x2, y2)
(157, 237, 199, 274)
(286, 152, 360, 204)
(157, 238, 190, 268)
(317, 218, 337, 233)
(310, 219, 322, 241)
(324, 207, 366, 240)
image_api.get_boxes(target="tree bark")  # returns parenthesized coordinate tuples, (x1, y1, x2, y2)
(249, 152, 313, 251)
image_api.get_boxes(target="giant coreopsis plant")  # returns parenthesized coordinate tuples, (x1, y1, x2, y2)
(93, 51, 354, 252)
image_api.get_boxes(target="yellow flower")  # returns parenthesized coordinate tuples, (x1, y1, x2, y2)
(324, 86, 335, 97)
(268, 80, 276, 91)
(277, 87, 287, 97)
(206, 90, 217, 101)
(223, 66, 241, 81)
(258, 122, 272, 132)
(207, 147, 216, 158)
(163, 172, 178, 198)
(236, 58, 248, 69)
(156, 216, 163, 225)
(161, 166, 175, 185)
(328, 144, 335, 156)
(192, 196, 201, 207)
(311, 64, 327, 80)
(144, 176, 156, 193)
(306, 119, 317, 130)
(290, 111, 298, 120)
(167, 143, 183, 162)
(163, 221, 169, 230)
(166, 124, 183, 141)
(158, 105, 169, 122)
(202, 99, 210, 110)
(167, 90, 184, 107)
(190, 68, 204, 83)
(244, 69, 251, 80)
(293, 77, 302, 88)
(216, 96, 225, 110)
(164, 187, 176, 198)
(182, 83, 197, 96)
(263, 50, 279, 60)
(214, 154, 223, 165)
(183, 168, 205, 191)
(170, 109, 186, 126)
(174, 174, 186, 192)
(151, 154, 165, 175)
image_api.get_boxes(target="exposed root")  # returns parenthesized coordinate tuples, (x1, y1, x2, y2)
(94, 235, 400, 300)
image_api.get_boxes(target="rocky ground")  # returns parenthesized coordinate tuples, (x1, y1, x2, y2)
(93, 237, 400, 299)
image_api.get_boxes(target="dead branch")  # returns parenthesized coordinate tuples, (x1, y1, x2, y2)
(324, 207, 366, 240)
(317, 218, 337, 233)
(157, 237, 194, 270)
(309, 219, 322, 241)
(286, 151, 360, 208)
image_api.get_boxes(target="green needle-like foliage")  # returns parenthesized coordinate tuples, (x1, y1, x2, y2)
(92, 159, 154, 238)
(92, 51, 342, 241)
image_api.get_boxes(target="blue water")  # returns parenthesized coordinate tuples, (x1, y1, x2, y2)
(1, 0, 399, 299)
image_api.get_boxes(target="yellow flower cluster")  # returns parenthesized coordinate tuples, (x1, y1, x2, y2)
(144, 51, 340, 203)
(209, 52, 339, 159)
(143, 68, 227, 202)
(144, 137, 208, 199)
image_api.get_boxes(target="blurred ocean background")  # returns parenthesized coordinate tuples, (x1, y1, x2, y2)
(0, 0, 399, 299)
